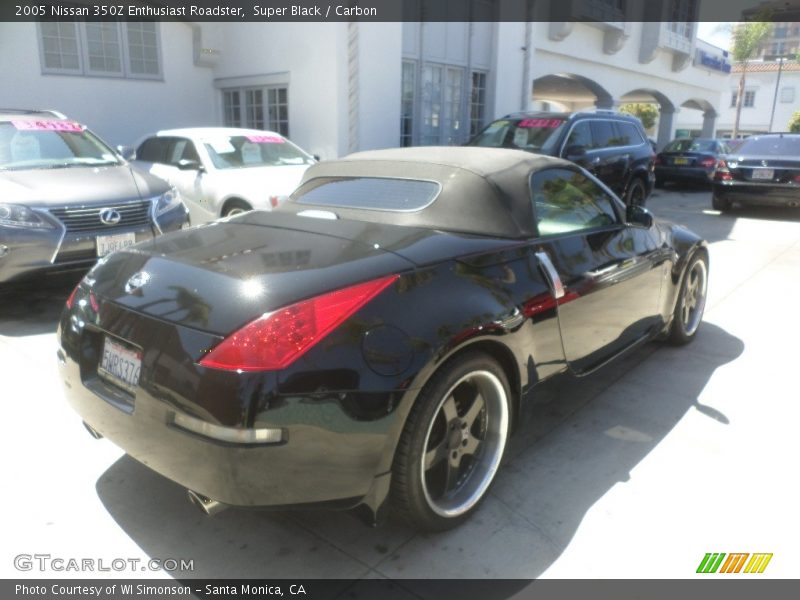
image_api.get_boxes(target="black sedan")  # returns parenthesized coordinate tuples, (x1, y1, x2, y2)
(58, 147, 709, 531)
(712, 133, 800, 211)
(655, 138, 732, 187)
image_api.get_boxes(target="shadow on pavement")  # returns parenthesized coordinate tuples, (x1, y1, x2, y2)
(92, 322, 743, 586)
(0, 274, 81, 337)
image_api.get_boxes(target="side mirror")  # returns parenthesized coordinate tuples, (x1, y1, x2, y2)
(177, 159, 204, 172)
(312, 154, 321, 162)
(116, 145, 134, 160)
(627, 204, 654, 229)
(564, 145, 587, 160)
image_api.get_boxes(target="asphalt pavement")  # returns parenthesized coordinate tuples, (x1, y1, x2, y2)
(1, 187, 798, 583)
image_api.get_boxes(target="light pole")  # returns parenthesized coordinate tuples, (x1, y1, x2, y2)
(766, 53, 792, 132)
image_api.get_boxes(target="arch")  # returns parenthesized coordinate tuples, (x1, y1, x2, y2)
(531, 73, 614, 111)
(619, 88, 677, 149)
(680, 98, 718, 138)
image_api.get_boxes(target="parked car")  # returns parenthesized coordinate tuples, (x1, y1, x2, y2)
(466, 111, 655, 207)
(0, 109, 189, 287)
(712, 133, 800, 211)
(59, 147, 708, 531)
(132, 127, 316, 220)
(655, 138, 732, 187)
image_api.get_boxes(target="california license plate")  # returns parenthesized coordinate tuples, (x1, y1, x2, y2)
(96, 233, 136, 257)
(673, 157, 690, 165)
(98, 337, 141, 392)
(752, 169, 774, 180)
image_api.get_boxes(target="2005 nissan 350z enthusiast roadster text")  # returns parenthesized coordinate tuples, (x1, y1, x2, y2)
(58, 147, 709, 531)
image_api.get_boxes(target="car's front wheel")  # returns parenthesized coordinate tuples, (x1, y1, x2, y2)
(391, 353, 511, 531)
(669, 251, 708, 345)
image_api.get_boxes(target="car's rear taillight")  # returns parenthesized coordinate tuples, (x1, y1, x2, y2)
(700, 157, 716, 168)
(793, 174, 800, 184)
(714, 159, 733, 181)
(65, 284, 80, 309)
(199, 274, 399, 371)
(269, 195, 280, 208)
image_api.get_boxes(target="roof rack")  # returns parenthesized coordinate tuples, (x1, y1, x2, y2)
(0, 108, 67, 119)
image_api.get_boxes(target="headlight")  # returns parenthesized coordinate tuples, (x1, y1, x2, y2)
(152, 188, 184, 217)
(0, 203, 54, 229)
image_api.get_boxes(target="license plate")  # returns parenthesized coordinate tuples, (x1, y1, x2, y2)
(98, 337, 142, 392)
(673, 157, 690, 165)
(96, 233, 136, 257)
(752, 169, 774, 180)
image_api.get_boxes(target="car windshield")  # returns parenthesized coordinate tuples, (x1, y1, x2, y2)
(467, 118, 566, 153)
(202, 134, 315, 169)
(0, 120, 121, 170)
(664, 139, 717, 153)
(735, 136, 800, 156)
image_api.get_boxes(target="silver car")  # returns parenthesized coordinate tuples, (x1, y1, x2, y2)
(0, 109, 189, 287)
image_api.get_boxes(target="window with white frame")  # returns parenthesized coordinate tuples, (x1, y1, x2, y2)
(470, 71, 487, 138)
(744, 90, 756, 107)
(38, 21, 161, 78)
(222, 87, 289, 136)
(781, 86, 795, 103)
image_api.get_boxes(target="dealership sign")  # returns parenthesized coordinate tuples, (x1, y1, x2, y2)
(695, 49, 732, 73)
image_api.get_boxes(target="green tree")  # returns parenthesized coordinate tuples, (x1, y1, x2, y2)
(789, 110, 800, 133)
(728, 21, 774, 138)
(619, 103, 659, 131)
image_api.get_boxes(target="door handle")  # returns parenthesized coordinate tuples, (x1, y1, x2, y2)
(535, 251, 565, 299)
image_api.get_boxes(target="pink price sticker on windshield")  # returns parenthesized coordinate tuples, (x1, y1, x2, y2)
(245, 135, 285, 144)
(11, 120, 83, 132)
(517, 118, 563, 129)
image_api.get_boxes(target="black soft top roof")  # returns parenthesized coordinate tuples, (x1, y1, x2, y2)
(283, 146, 573, 239)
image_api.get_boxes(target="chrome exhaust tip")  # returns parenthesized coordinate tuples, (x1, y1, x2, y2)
(82, 421, 103, 440)
(187, 490, 226, 516)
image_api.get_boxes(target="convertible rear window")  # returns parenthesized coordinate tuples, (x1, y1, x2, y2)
(293, 177, 440, 212)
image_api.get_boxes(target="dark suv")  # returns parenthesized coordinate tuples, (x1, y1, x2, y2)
(467, 111, 656, 206)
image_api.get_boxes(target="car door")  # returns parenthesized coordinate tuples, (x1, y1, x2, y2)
(587, 120, 630, 196)
(530, 167, 665, 374)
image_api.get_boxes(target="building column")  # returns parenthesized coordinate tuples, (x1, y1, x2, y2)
(594, 95, 616, 110)
(657, 107, 676, 149)
(701, 109, 717, 138)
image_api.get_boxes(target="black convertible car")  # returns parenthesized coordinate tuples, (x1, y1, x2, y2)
(58, 147, 708, 531)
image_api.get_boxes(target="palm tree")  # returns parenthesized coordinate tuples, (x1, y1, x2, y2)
(729, 21, 773, 138)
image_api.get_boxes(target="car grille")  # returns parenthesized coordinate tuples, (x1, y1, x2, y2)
(49, 201, 152, 233)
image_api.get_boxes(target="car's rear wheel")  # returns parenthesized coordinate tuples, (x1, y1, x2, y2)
(222, 199, 253, 217)
(712, 194, 733, 212)
(391, 353, 510, 531)
(669, 251, 708, 345)
(626, 177, 647, 207)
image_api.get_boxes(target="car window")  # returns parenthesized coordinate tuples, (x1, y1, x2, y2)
(167, 138, 200, 166)
(735, 136, 800, 156)
(136, 137, 170, 163)
(565, 121, 593, 150)
(590, 120, 617, 148)
(202, 135, 315, 169)
(467, 118, 566, 153)
(0, 120, 120, 170)
(615, 122, 644, 146)
(293, 177, 440, 212)
(531, 168, 618, 236)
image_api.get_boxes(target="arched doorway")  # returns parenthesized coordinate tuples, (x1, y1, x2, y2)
(531, 73, 614, 112)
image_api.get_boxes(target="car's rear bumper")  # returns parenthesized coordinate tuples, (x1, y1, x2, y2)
(57, 322, 399, 510)
(712, 182, 800, 207)
(656, 166, 713, 182)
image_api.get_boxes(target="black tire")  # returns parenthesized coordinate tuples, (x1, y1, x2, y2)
(668, 251, 709, 345)
(222, 199, 252, 217)
(391, 352, 511, 531)
(712, 194, 732, 212)
(626, 177, 647, 207)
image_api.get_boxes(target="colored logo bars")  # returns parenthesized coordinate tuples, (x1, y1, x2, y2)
(697, 553, 773, 574)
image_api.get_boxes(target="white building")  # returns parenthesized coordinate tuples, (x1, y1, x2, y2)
(0, 1, 731, 157)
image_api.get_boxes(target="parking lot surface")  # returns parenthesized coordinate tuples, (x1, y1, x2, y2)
(1, 188, 798, 582)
